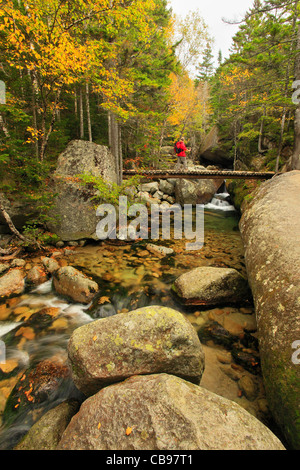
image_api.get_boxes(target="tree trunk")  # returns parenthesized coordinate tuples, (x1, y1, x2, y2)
(119, 125, 123, 184)
(40, 87, 62, 161)
(276, 108, 287, 172)
(0, 114, 9, 138)
(74, 88, 78, 116)
(258, 106, 266, 154)
(0, 201, 25, 241)
(86, 81, 92, 142)
(79, 87, 84, 139)
(291, 23, 300, 170)
(28, 69, 39, 159)
(108, 110, 121, 184)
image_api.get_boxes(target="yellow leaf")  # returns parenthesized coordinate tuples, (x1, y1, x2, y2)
(98, 296, 111, 305)
(93, 335, 98, 342)
(126, 427, 133, 436)
(97, 422, 101, 430)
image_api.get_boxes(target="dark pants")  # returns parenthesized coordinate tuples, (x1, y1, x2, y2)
(176, 156, 188, 170)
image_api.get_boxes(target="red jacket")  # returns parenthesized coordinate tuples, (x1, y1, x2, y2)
(175, 141, 187, 157)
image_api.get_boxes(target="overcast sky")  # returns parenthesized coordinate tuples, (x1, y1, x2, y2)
(168, 0, 255, 64)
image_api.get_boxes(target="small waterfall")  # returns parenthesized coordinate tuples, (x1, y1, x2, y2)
(205, 190, 236, 212)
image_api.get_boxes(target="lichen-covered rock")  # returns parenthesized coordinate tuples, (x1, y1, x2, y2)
(54, 140, 117, 182)
(239, 170, 300, 450)
(0, 269, 25, 299)
(57, 374, 285, 450)
(173, 267, 250, 305)
(67, 306, 205, 396)
(14, 399, 80, 450)
(53, 266, 99, 304)
(46, 140, 118, 241)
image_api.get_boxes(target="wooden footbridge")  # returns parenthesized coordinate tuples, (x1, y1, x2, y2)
(123, 169, 276, 181)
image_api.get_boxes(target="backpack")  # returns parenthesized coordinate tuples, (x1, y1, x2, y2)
(174, 142, 182, 154)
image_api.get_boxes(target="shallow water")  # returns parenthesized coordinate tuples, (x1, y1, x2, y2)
(0, 205, 259, 449)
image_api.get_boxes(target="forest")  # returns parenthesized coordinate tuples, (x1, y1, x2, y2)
(0, 0, 300, 230)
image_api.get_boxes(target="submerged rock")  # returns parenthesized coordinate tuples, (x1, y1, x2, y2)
(146, 244, 174, 257)
(173, 267, 250, 306)
(57, 374, 285, 450)
(240, 170, 300, 449)
(53, 266, 99, 304)
(15, 399, 80, 450)
(67, 306, 205, 397)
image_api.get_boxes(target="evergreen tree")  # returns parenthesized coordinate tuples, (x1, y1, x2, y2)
(195, 43, 215, 83)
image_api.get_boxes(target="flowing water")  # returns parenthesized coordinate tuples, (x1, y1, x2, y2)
(0, 190, 264, 449)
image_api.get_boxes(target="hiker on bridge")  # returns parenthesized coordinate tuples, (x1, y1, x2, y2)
(174, 137, 190, 170)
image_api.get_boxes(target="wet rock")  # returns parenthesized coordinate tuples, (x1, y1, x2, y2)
(231, 346, 261, 375)
(26, 266, 48, 287)
(198, 321, 235, 348)
(67, 306, 205, 397)
(10, 259, 26, 268)
(41, 257, 60, 274)
(208, 310, 257, 337)
(0, 269, 25, 299)
(173, 267, 250, 306)
(14, 399, 80, 450)
(57, 374, 285, 450)
(146, 244, 174, 257)
(239, 170, 300, 449)
(238, 375, 259, 402)
(53, 266, 99, 304)
(2, 358, 73, 428)
(0, 264, 9, 275)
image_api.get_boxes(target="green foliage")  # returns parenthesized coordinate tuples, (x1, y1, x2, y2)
(78, 174, 143, 206)
(209, 0, 298, 170)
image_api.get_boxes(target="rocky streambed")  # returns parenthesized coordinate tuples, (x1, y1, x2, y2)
(0, 206, 287, 450)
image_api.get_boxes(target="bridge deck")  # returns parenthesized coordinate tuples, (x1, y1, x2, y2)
(123, 169, 276, 180)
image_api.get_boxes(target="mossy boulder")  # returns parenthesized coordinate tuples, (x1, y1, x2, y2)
(67, 306, 205, 397)
(240, 170, 300, 449)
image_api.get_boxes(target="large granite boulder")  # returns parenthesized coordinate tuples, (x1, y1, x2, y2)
(46, 140, 118, 241)
(57, 374, 285, 450)
(199, 126, 232, 167)
(239, 170, 300, 450)
(172, 267, 251, 306)
(54, 140, 118, 181)
(67, 306, 205, 396)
